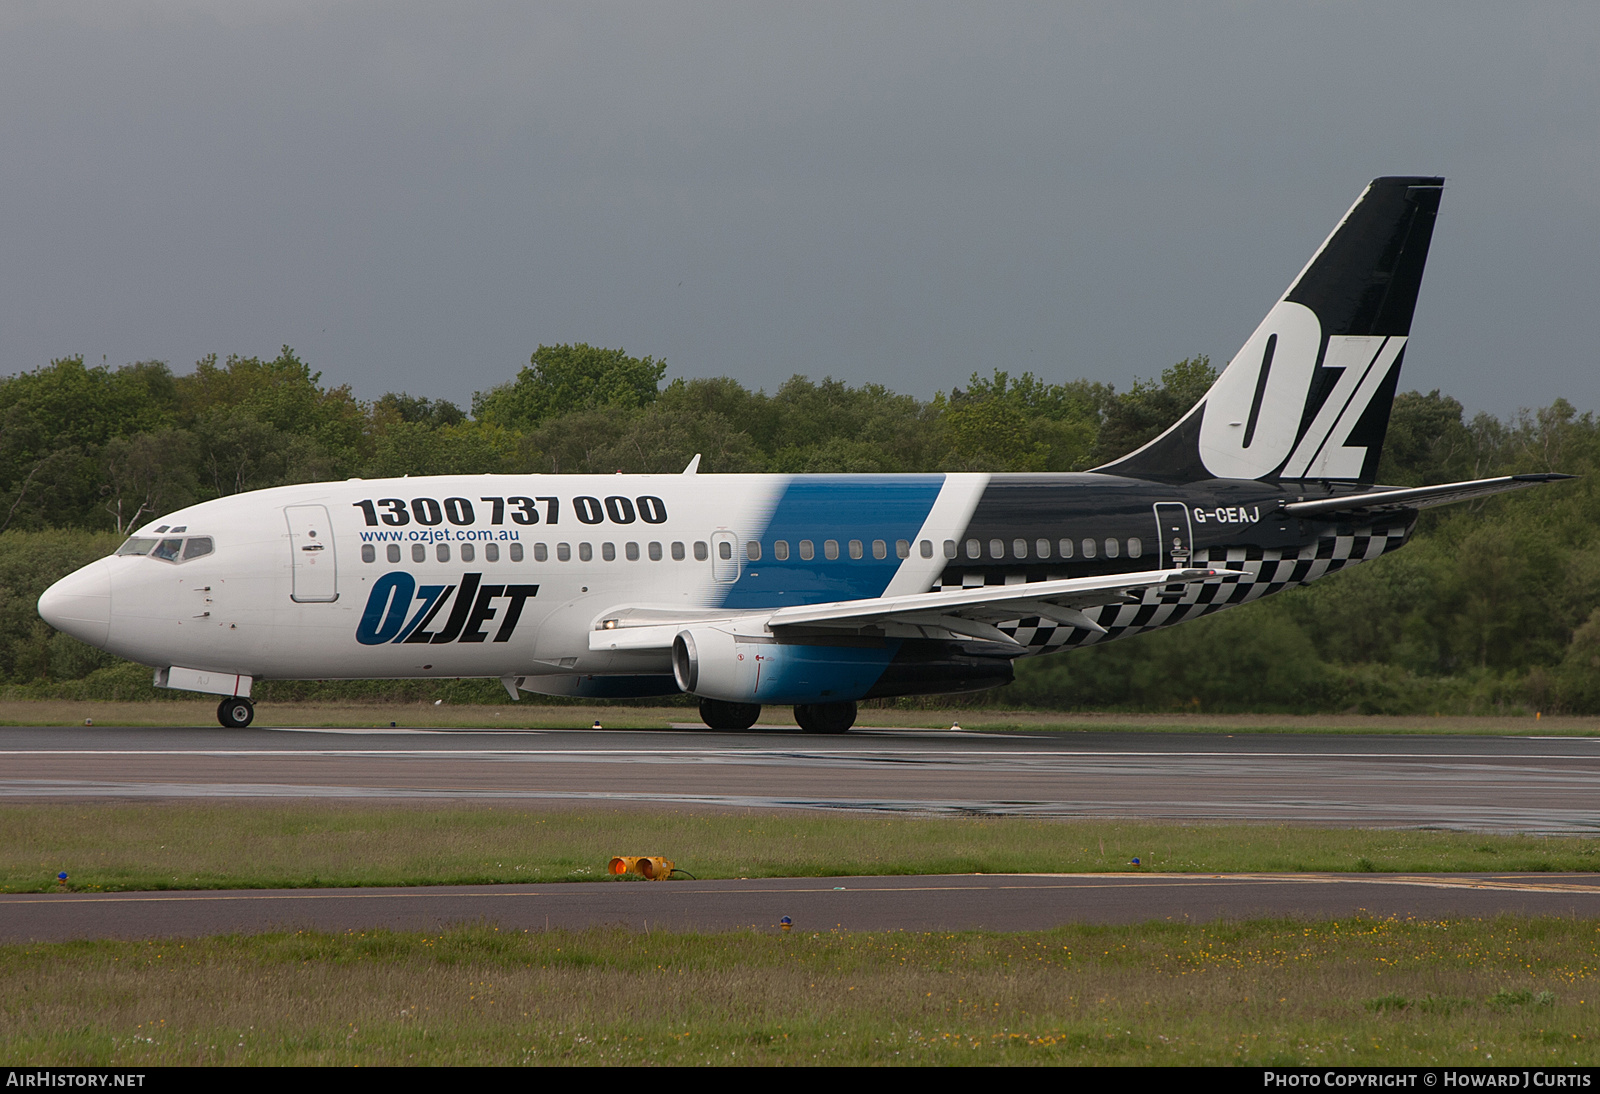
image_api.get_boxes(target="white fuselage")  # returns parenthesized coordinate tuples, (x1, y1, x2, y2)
(39, 472, 984, 690)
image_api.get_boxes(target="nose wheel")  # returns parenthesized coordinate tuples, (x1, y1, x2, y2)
(217, 697, 255, 728)
(793, 700, 856, 734)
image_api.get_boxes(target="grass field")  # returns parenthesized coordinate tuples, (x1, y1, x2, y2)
(3, 802, 1598, 893)
(3, 769, 1597, 1067)
(4, 698, 1600, 734)
(3, 918, 1597, 1065)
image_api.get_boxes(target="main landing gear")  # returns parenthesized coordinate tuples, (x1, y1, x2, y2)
(793, 700, 856, 735)
(694, 697, 858, 734)
(217, 697, 255, 728)
(698, 698, 762, 731)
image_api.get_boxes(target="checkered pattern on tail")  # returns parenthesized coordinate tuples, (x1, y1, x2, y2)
(990, 523, 1413, 653)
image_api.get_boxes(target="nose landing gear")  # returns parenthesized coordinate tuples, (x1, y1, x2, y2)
(217, 697, 255, 728)
(793, 700, 856, 734)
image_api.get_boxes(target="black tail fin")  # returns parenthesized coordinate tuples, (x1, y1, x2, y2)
(1097, 176, 1444, 484)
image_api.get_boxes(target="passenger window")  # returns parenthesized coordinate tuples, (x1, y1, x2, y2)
(718, 540, 732, 560)
(183, 537, 214, 561)
(486, 543, 500, 562)
(1104, 538, 1119, 559)
(152, 538, 183, 562)
(648, 541, 662, 561)
(1013, 538, 1027, 558)
(848, 539, 863, 560)
(579, 543, 594, 562)
(1081, 538, 1096, 559)
(461, 543, 475, 563)
(901, 540, 915, 559)
(557, 543, 571, 562)
(361, 544, 376, 563)
(387, 544, 401, 564)
(1128, 537, 1143, 559)
(989, 539, 1004, 559)
(693, 541, 709, 561)
(531, 543, 546, 562)
(824, 540, 839, 560)
(874, 540, 888, 560)
(624, 542, 639, 561)
(437, 543, 451, 562)
(116, 537, 158, 556)
(746, 541, 761, 561)
(412, 544, 427, 563)
(1059, 538, 1073, 559)
(510, 543, 524, 562)
(601, 542, 616, 561)
(799, 540, 814, 560)
(673, 542, 687, 561)
(1035, 538, 1051, 558)
(943, 540, 957, 559)
(965, 539, 980, 559)
(774, 540, 790, 560)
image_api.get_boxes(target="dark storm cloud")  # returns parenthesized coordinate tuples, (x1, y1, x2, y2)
(1, 2, 1595, 415)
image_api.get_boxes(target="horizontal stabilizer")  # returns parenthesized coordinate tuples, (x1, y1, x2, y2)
(1279, 474, 1574, 517)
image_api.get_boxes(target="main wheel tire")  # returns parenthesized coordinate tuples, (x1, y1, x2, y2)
(698, 698, 762, 731)
(217, 697, 255, 729)
(795, 700, 855, 734)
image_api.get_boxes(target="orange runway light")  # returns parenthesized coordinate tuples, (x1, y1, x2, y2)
(607, 856, 676, 880)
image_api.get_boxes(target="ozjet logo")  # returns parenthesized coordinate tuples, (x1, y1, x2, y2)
(357, 572, 539, 645)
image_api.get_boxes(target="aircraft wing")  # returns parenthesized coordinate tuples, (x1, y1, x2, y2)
(590, 567, 1242, 651)
(1279, 473, 1574, 518)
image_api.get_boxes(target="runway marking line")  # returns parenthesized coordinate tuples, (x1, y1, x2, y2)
(4, 873, 1597, 906)
(6, 748, 1599, 761)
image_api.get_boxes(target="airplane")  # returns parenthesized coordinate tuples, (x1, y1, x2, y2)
(37, 176, 1572, 732)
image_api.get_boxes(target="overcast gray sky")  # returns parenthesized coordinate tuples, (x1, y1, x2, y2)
(2, 2, 1596, 417)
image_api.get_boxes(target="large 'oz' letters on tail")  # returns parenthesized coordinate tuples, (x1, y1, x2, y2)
(1097, 176, 1443, 486)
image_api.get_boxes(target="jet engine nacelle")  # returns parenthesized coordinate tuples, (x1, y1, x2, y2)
(670, 625, 897, 706)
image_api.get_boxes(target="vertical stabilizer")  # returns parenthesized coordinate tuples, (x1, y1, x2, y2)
(1097, 176, 1444, 484)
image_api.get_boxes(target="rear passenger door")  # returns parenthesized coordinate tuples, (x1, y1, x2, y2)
(1152, 503, 1193, 568)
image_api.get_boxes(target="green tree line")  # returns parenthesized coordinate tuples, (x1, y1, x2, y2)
(3, 344, 1597, 713)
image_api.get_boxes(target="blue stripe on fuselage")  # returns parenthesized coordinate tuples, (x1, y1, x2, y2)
(717, 475, 945, 609)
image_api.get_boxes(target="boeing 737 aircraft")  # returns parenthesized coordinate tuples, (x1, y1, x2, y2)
(37, 176, 1571, 731)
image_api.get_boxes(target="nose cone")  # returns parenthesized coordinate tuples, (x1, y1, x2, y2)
(38, 559, 112, 647)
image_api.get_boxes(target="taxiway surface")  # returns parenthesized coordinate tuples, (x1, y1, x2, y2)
(2, 722, 1599, 834)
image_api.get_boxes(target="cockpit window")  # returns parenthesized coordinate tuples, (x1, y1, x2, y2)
(119, 535, 213, 563)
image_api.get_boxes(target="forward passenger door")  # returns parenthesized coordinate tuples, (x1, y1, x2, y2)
(286, 504, 339, 603)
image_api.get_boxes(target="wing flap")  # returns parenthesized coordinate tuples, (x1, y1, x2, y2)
(764, 567, 1234, 630)
(587, 568, 1241, 651)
